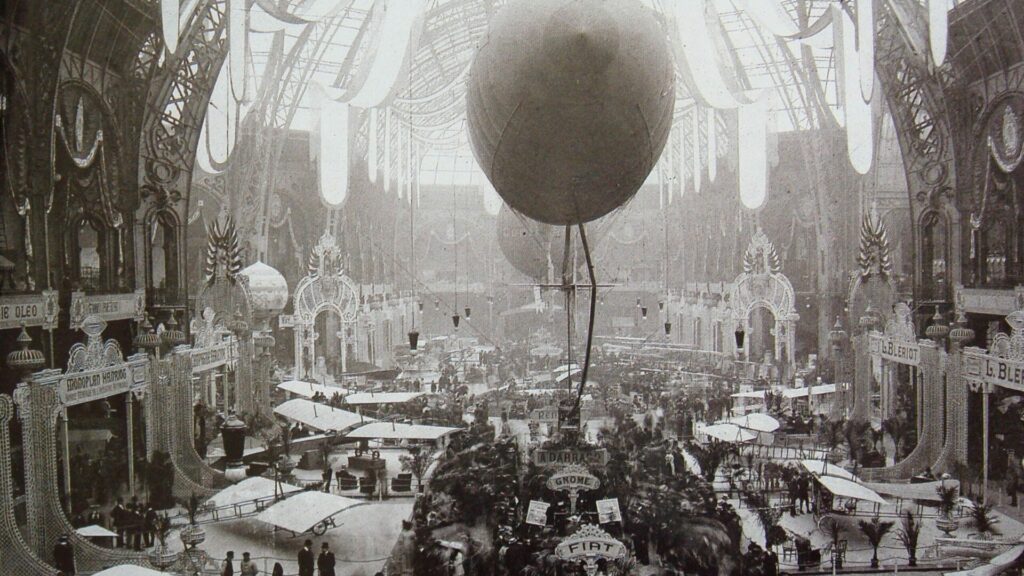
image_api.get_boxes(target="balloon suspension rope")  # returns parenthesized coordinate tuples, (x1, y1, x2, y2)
(571, 223, 597, 423)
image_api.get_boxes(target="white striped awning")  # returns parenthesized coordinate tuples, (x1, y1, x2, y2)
(273, 399, 372, 433)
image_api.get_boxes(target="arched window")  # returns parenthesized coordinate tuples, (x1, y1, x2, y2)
(920, 211, 948, 299)
(146, 212, 178, 304)
(70, 217, 106, 291)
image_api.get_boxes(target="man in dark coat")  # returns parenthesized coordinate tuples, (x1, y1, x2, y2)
(317, 542, 336, 576)
(53, 534, 76, 575)
(298, 539, 315, 576)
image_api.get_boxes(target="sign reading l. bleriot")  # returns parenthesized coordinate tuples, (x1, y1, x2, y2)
(533, 448, 609, 468)
(964, 350, 1024, 391)
(869, 333, 920, 366)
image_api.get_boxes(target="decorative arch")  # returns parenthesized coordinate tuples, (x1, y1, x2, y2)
(728, 229, 798, 371)
(292, 231, 359, 379)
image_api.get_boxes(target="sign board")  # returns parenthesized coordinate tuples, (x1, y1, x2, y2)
(69, 290, 146, 329)
(555, 525, 627, 563)
(596, 499, 622, 524)
(0, 290, 59, 330)
(964, 351, 1024, 392)
(534, 448, 609, 468)
(546, 468, 601, 493)
(60, 365, 133, 406)
(870, 333, 920, 366)
(529, 408, 559, 423)
(278, 314, 296, 328)
(192, 340, 233, 373)
(525, 500, 549, 526)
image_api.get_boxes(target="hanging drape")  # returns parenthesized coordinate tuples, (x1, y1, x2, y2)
(707, 108, 717, 183)
(857, 0, 874, 102)
(738, 94, 768, 210)
(368, 108, 379, 184)
(315, 85, 349, 206)
(674, 0, 756, 109)
(161, 0, 179, 55)
(834, 4, 873, 175)
(229, 0, 248, 102)
(928, 0, 948, 66)
(691, 110, 702, 194)
(345, 0, 427, 108)
(383, 108, 392, 193)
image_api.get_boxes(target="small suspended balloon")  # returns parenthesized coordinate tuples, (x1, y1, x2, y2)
(658, 301, 665, 311)
(665, 322, 672, 335)
(641, 307, 648, 320)
(464, 307, 472, 320)
(452, 314, 461, 329)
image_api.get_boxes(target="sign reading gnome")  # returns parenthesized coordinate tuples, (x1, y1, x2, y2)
(546, 464, 600, 513)
(555, 524, 627, 576)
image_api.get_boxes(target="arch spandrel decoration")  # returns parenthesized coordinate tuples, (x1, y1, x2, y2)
(728, 229, 798, 371)
(292, 231, 358, 379)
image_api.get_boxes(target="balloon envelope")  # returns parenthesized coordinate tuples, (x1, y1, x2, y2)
(467, 0, 675, 225)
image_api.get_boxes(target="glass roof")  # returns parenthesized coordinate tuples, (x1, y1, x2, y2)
(197, 0, 965, 186)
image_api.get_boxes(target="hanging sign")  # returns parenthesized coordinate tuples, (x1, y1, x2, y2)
(70, 289, 146, 329)
(964, 350, 1024, 392)
(534, 448, 609, 468)
(596, 498, 622, 524)
(192, 339, 233, 373)
(530, 407, 559, 423)
(869, 334, 920, 366)
(60, 364, 133, 406)
(555, 524, 627, 574)
(278, 314, 296, 328)
(546, 465, 600, 513)
(0, 290, 59, 330)
(525, 500, 550, 526)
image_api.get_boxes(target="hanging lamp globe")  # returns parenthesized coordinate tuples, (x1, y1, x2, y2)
(664, 322, 672, 335)
(408, 330, 420, 352)
(925, 306, 949, 342)
(949, 312, 975, 347)
(452, 314, 461, 329)
(464, 307, 472, 320)
(134, 317, 162, 353)
(6, 325, 45, 375)
(466, 0, 675, 225)
(641, 306, 648, 320)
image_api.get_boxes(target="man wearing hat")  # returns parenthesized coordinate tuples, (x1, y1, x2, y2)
(53, 534, 76, 575)
(317, 542, 336, 576)
(298, 539, 315, 576)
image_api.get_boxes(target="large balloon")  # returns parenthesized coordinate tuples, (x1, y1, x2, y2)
(467, 0, 675, 226)
(497, 204, 573, 282)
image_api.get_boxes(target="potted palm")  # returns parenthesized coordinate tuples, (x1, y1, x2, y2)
(820, 516, 845, 569)
(896, 510, 921, 566)
(179, 493, 206, 549)
(147, 513, 179, 569)
(970, 501, 1001, 539)
(936, 478, 960, 536)
(858, 516, 895, 568)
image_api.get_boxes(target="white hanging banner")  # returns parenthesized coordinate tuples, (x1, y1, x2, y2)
(368, 109, 379, 184)
(317, 86, 349, 206)
(707, 108, 717, 182)
(397, 122, 405, 200)
(346, 0, 427, 108)
(738, 95, 768, 211)
(928, 0, 948, 66)
(677, 125, 686, 197)
(162, 0, 179, 55)
(834, 5, 873, 175)
(857, 0, 874, 103)
(691, 110, 702, 193)
(384, 108, 392, 193)
(229, 0, 248, 102)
